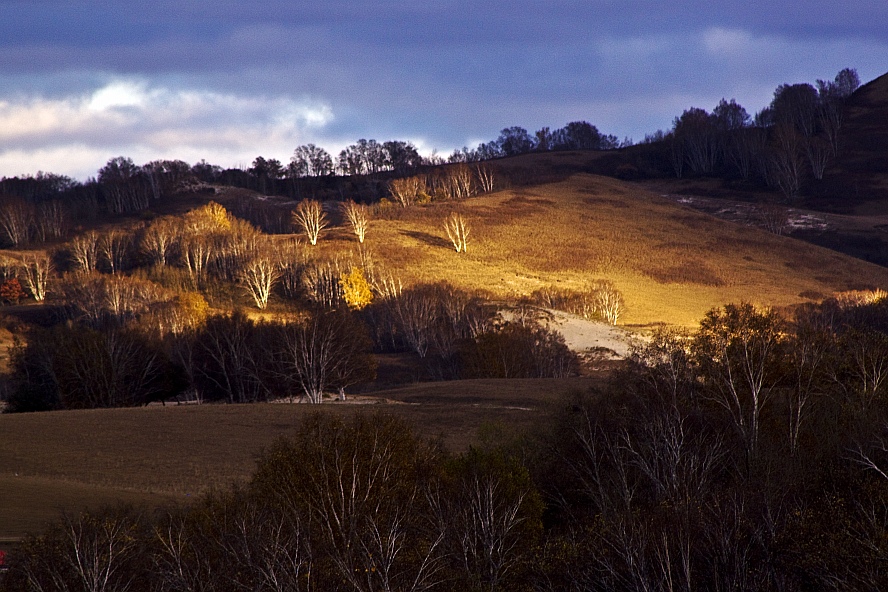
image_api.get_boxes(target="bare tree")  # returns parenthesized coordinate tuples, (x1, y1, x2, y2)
(624, 414, 726, 507)
(240, 252, 281, 310)
(302, 260, 343, 308)
(98, 274, 162, 324)
(669, 135, 686, 179)
(474, 163, 496, 193)
(452, 473, 528, 591)
(212, 218, 262, 282)
(70, 231, 101, 272)
(594, 280, 625, 325)
(806, 137, 832, 180)
(17, 508, 142, 592)
(340, 200, 370, 243)
(390, 286, 440, 358)
(99, 156, 151, 214)
(673, 107, 718, 175)
(837, 328, 888, 413)
(220, 502, 314, 592)
(291, 199, 328, 245)
(190, 312, 270, 404)
(275, 238, 303, 300)
(252, 415, 445, 592)
(141, 217, 179, 266)
(433, 450, 541, 592)
(19, 251, 52, 301)
(769, 125, 805, 200)
(786, 314, 831, 456)
(179, 234, 213, 286)
(692, 303, 785, 459)
(444, 212, 470, 253)
(276, 309, 375, 403)
(152, 512, 218, 592)
(0, 198, 33, 246)
(448, 163, 475, 199)
(34, 200, 68, 242)
(372, 271, 404, 301)
(98, 230, 132, 274)
(726, 127, 767, 181)
(58, 271, 107, 324)
(388, 175, 426, 207)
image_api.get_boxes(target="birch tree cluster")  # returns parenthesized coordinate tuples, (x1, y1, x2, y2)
(364, 282, 576, 380)
(529, 280, 627, 325)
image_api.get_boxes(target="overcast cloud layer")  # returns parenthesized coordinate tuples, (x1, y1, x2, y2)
(1, 0, 886, 180)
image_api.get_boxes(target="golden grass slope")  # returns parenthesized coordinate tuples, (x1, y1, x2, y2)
(318, 173, 888, 326)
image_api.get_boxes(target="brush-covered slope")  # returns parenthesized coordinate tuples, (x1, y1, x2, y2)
(318, 173, 888, 326)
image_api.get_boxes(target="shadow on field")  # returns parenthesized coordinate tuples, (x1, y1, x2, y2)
(400, 229, 451, 249)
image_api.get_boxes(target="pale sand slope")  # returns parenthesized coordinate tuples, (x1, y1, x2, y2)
(545, 310, 638, 357)
(501, 308, 639, 358)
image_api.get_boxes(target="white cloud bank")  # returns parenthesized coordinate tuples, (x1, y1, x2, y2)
(0, 78, 335, 180)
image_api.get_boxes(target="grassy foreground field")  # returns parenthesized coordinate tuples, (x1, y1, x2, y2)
(0, 378, 593, 541)
(308, 173, 888, 327)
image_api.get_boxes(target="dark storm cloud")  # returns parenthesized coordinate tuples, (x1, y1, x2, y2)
(0, 0, 886, 178)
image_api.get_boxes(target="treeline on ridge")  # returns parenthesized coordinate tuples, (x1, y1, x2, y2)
(0, 65, 863, 245)
(0, 119, 619, 240)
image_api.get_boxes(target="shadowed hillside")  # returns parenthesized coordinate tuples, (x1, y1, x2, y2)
(824, 71, 888, 210)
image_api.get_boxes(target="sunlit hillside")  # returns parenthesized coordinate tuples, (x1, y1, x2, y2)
(305, 172, 888, 326)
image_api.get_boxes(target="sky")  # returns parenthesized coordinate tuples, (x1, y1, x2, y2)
(0, 0, 886, 181)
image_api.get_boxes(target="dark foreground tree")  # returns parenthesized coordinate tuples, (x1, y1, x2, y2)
(251, 414, 448, 592)
(6, 324, 177, 411)
(274, 308, 376, 403)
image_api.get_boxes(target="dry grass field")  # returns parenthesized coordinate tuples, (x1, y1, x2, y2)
(309, 173, 888, 326)
(0, 378, 593, 540)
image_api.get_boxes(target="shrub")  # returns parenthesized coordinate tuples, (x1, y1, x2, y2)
(460, 321, 578, 379)
(0, 277, 25, 305)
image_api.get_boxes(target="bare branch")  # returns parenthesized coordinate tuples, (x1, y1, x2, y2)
(444, 212, 470, 253)
(292, 199, 329, 245)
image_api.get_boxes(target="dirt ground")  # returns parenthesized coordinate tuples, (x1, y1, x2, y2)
(543, 309, 638, 357)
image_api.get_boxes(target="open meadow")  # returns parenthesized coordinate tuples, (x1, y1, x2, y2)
(0, 377, 594, 541)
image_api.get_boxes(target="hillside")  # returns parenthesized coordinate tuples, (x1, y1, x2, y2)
(5, 161, 888, 547)
(304, 172, 888, 326)
(827, 71, 888, 209)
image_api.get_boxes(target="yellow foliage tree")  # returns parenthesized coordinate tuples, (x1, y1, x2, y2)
(339, 266, 373, 310)
(186, 201, 232, 233)
(177, 291, 209, 328)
